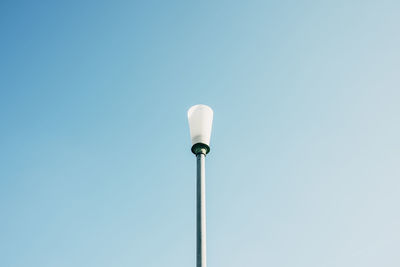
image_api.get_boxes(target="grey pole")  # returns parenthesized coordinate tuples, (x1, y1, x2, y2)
(196, 151, 206, 267)
(192, 144, 209, 267)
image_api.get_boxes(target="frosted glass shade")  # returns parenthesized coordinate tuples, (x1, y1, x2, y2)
(188, 104, 213, 146)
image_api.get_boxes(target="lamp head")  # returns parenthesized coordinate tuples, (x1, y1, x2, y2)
(187, 104, 213, 154)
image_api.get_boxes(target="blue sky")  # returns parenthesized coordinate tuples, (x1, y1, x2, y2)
(1, 1, 399, 266)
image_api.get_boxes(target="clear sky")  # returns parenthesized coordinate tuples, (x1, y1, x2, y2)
(1, 1, 399, 266)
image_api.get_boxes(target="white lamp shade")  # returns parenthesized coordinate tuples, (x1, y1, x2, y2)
(188, 104, 213, 146)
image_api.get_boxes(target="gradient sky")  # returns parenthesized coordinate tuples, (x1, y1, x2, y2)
(1, 1, 399, 267)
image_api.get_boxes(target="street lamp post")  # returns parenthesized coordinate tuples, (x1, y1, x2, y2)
(188, 104, 213, 267)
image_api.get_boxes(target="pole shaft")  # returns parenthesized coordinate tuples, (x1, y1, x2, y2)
(196, 153, 206, 267)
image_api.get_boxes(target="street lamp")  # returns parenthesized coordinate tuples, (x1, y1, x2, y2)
(188, 104, 213, 267)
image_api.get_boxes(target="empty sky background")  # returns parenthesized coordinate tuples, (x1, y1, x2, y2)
(1, 1, 399, 266)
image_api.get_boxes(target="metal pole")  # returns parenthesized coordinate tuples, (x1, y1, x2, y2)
(196, 152, 206, 267)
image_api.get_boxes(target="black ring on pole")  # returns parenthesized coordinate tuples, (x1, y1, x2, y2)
(191, 143, 210, 155)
